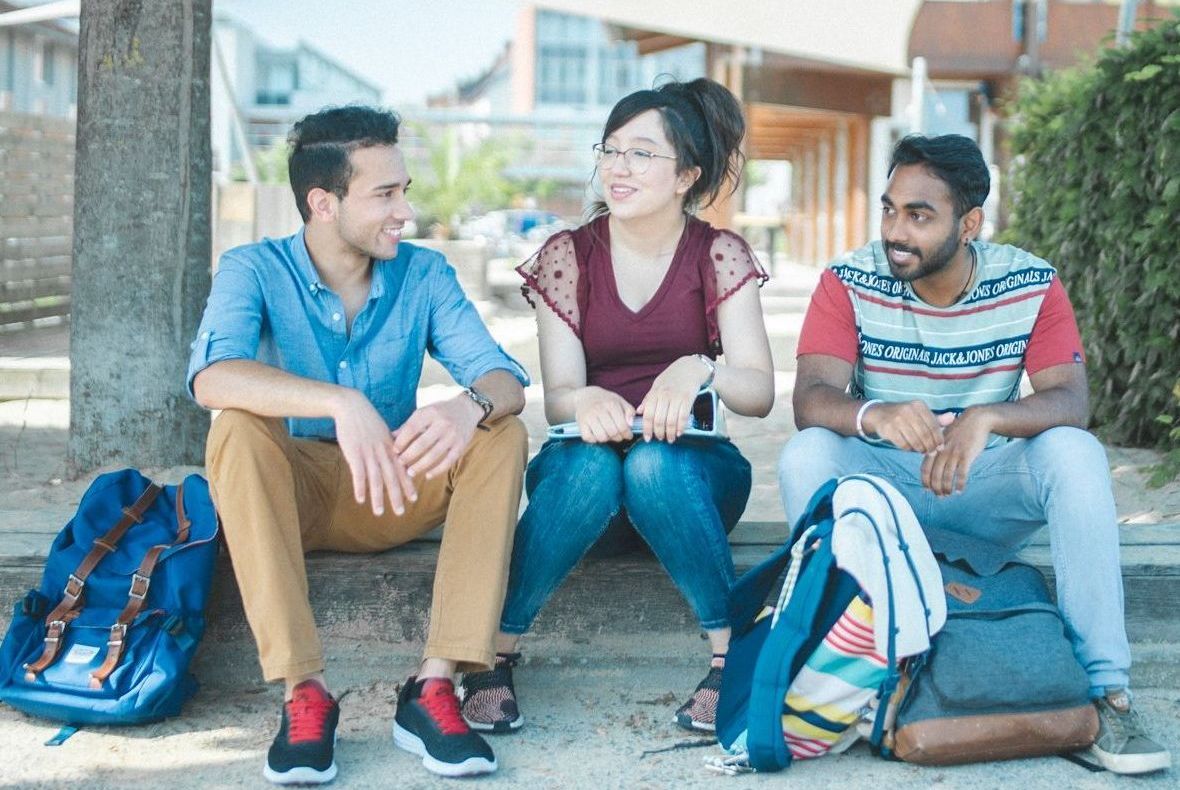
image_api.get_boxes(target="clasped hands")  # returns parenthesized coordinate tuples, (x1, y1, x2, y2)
(332, 389, 483, 516)
(860, 400, 993, 496)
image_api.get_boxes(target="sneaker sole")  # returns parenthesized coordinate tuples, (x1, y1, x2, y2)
(464, 714, 524, 734)
(392, 722, 497, 777)
(1085, 745, 1172, 775)
(262, 762, 338, 786)
(263, 733, 338, 786)
(673, 713, 716, 734)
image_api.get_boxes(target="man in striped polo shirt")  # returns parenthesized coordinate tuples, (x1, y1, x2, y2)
(778, 134, 1169, 775)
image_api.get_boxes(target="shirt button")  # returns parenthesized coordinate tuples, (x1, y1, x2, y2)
(332, 312, 341, 322)
(338, 361, 348, 370)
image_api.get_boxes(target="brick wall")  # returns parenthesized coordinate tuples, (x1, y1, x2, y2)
(0, 111, 75, 330)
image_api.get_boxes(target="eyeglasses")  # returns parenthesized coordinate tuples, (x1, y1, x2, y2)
(592, 143, 677, 175)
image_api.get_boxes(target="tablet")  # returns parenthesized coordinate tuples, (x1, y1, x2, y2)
(547, 389, 727, 440)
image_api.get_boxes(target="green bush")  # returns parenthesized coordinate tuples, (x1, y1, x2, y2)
(1004, 15, 1180, 469)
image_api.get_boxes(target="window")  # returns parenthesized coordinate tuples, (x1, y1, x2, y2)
(42, 42, 55, 85)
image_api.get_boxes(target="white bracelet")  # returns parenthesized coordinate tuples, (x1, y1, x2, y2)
(856, 399, 884, 440)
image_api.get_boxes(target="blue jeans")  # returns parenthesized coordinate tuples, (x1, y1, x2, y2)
(777, 426, 1131, 694)
(499, 437, 752, 634)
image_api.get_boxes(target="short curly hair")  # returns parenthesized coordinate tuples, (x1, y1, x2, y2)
(888, 134, 990, 219)
(287, 105, 401, 221)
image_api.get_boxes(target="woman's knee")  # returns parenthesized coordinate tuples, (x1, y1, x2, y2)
(523, 441, 623, 520)
(622, 440, 688, 495)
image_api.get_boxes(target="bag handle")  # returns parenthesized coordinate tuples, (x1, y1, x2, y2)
(89, 482, 191, 688)
(23, 482, 163, 680)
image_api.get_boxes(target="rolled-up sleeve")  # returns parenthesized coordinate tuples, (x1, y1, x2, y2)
(425, 262, 530, 388)
(185, 255, 265, 397)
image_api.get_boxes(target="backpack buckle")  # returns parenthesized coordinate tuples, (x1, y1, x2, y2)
(128, 573, 151, 601)
(107, 622, 128, 647)
(63, 574, 84, 600)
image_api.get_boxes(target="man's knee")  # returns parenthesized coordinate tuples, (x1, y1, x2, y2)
(468, 414, 529, 467)
(205, 409, 284, 472)
(1026, 426, 1109, 482)
(777, 426, 844, 488)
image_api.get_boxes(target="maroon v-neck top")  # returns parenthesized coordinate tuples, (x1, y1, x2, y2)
(518, 214, 767, 407)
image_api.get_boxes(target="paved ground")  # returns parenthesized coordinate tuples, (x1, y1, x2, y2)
(0, 259, 1177, 786)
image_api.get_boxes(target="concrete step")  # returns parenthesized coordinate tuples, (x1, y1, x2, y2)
(3, 521, 1178, 679)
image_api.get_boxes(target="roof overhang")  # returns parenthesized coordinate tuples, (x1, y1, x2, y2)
(534, 0, 923, 76)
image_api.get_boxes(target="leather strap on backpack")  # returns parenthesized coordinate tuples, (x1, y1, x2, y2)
(23, 483, 163, 680)
(89, 483, 191, 688)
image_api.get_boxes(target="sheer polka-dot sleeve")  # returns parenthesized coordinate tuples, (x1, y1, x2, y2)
(702, 229, 769, 353)
(710, 229, 769, 304)
(515, 230, 582, 337)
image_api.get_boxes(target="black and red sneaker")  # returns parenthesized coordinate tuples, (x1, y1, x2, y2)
(263, 680, 339, 785)
(393, 676, 497, 777)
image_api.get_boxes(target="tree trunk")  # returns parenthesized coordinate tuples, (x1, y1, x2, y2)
(68, 0, 212, 474)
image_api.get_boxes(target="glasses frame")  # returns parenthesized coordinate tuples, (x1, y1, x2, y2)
(592, 143, 678, 175)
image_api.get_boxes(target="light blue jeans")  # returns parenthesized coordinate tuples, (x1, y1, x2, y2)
(500, 437, 752, 634)
(778, 426, 1131, 695)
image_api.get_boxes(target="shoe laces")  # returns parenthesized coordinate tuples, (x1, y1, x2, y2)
(420, 679, 470, 736)
(286, 683, 335, 744)
(1107, 704, 1148, 744)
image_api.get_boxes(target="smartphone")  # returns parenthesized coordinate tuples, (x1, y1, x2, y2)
(547, 388, 726, 440)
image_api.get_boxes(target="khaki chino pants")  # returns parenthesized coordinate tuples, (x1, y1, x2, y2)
(205, 408, 527, 682)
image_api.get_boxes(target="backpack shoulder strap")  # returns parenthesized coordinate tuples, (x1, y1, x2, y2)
(23, 483, 163, 680)
(89, 483, 191, 688)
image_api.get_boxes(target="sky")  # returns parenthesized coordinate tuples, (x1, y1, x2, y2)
(215, 0, 523, 106)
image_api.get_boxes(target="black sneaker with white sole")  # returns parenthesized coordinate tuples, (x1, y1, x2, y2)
(263, 680, 339, 785)
(393, 676, 497, 777)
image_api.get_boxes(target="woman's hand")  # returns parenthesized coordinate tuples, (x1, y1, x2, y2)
(637, 355, 711, 442)
(574, 386, 637, 443)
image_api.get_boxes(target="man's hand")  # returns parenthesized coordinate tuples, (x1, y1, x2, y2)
(393, 395, 483, 480)
(637, 355, 711, 442)
(921, 409, 992, 495)
(861, 399, 946, 454)
(573, 386, 636, 443)
(332, 389, 416, 516)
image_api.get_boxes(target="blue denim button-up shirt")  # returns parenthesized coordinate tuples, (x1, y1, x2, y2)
(186, 229, 529, 440)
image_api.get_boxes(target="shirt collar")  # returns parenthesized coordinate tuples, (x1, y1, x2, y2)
(291, 226, 325, 296)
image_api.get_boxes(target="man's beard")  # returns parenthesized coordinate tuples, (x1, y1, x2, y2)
(885, 228, 960, 282)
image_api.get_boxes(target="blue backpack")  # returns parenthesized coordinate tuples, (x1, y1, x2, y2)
(0, 469, 219, 726)
(716, 475, 943, 771)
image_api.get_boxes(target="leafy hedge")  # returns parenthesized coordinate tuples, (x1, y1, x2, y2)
(1003, 14, 1180, 476)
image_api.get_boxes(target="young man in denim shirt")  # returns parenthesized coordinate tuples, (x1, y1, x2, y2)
(187, 106, 528, 783)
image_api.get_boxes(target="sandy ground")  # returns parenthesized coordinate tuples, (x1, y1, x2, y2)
(0, 662, 1177, 789)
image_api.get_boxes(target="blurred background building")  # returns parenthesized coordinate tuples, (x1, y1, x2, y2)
(2, 0, 1178, 331)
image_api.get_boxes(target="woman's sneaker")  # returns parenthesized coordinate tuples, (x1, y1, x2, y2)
(674, 665, 724, 733)
(393, 676, 497, 777)
(1086, 690, 1172, 774)
(263, 680, 339, 785)
(459, 652, 524, 733)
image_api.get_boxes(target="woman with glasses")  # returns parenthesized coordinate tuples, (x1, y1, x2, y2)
(460, 78, 774, 735)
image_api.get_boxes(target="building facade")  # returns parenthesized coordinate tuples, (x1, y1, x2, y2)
(0, 2, 77, 118)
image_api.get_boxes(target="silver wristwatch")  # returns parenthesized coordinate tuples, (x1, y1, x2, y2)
(464, 386, 494, 425)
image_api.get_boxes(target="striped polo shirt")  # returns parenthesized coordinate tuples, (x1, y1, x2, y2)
(798, 240, 1084, 445)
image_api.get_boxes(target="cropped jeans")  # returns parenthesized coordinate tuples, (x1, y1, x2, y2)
(777, 426, 1131, 695)
(499, 437, 752, 634)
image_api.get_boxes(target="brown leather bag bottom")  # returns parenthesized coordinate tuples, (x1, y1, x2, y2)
(892, 704, 1099, 766)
